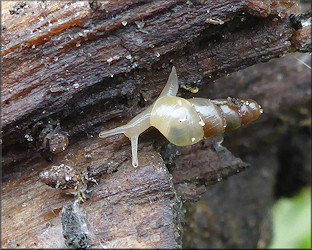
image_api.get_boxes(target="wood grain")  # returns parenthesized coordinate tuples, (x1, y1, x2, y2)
(1, 0, 310, 248)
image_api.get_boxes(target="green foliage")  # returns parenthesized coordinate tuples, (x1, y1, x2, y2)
(270, 187, 311, 249)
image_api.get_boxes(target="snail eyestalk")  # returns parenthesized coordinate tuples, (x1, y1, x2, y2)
(131, 136, 139, 168)
(99, 126, 127, 138)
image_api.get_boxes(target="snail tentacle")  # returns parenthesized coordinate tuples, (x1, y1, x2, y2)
(159, 66, 179, 97)
(130, 135, 139, 168)
(99, 125, 127, 138)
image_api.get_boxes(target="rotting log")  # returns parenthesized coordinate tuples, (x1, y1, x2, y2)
(182, 51, 311, 248)
(1, 0, 311, 248)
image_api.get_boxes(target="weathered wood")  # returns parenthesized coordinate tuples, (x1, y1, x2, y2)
(183, 51, 311, 248)
(1, 138, 182, 248)
(2, 0, 309, 161)
(1, 0, 311, 248)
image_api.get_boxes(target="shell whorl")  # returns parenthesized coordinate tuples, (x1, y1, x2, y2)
(187, 98, 226, 137)
(190, 97, 262, 137)
(213, 97, 262, 130)
(150, 96, 204, 146)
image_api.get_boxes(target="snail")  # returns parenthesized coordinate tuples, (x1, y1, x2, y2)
(39, 164, 97, 201)
(99, 66, 262, 168)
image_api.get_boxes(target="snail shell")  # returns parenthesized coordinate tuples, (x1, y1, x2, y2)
(150, 96, 204, 146)
(99, 66, 262, 167)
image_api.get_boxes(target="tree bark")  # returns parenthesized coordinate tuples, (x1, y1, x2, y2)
(1, 0, 311, 248)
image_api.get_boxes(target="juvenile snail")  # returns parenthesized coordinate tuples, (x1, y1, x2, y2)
(39, 164, 97, 201)
(99, 66, 262, 168)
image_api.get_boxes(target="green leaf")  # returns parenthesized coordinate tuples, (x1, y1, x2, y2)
(270, 187, 311, 249)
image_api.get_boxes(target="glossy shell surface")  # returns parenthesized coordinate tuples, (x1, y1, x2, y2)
(150, 96, 204, 146)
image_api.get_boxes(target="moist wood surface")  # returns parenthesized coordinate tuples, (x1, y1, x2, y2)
(1, 0, 311, 248)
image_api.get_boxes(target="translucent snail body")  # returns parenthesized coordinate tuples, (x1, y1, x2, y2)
(150, 96, 204, 146)
(99, 66, 262, 167)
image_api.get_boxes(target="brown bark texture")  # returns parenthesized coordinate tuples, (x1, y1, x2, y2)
(1, 0, 311, 248)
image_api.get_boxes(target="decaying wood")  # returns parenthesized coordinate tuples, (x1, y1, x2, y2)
(2, 0, 310, 155)
(183, 51, 311, 248)
(1, 0, 311, 248)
